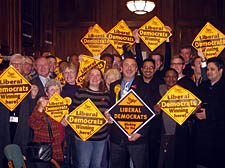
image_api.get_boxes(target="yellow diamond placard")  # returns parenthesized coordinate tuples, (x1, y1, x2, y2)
(45, 92, 70, 122)
(192, 22, 225, 59)
(65, 98, 107, 141)
(138, 16, 172, 52)
(0, 65, 32, 111)
(108, 89, 155, 136)
(106, 20, 135, 55)
(76, 55, 105, 87)
(55, 72, 66, 87)
(157, 85, 201, 125)
(81, 24, 110, 57)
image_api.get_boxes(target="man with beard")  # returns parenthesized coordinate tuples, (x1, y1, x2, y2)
(141, 58, 155, 83)
(193, 57, 225, 168)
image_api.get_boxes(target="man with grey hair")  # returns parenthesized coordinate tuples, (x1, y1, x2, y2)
(13, 56, 51, 166)
(0, 53, 30, 167)
(23, 56, 35, 80)
(9, 53, 25, 76)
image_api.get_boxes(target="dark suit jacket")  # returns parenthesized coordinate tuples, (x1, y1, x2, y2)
(30, 76, 46, 100)
(109, 76, 156, 145)
(14, 76, 47, 153)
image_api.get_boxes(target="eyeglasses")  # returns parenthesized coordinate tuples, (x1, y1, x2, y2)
(11, 63, 23, 67)
(142, 66, 154, 70)
(63, 71, 75, 75)
(25, 62, 33, 66)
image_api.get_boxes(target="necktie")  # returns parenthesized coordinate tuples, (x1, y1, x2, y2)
(45, 78, 49, 83)
(122, 82, 129, 96)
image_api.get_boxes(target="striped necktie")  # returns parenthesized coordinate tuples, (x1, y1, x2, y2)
(122, 82, 129, 96)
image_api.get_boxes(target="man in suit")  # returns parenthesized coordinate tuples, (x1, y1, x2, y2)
(105, 57, 155, 168)
(14, 56, 51, 153)
(0, 54, 26, 167)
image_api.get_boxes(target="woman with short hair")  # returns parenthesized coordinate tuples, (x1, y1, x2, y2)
(29, 79, 66, 168)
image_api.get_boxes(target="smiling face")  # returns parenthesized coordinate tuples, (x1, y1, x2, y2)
(10, 57, 24, 74)
(141, 61, 155, 81)
(171, 58, 185, 76)
(46, 85, 61, 98)
(207, 62, 223, 84)
(88, 69, 102, 90)
(164, 70, 178, 89)
(35, 57, 50, 77)
(63, 67, 76, 85)
(122, 58, 137, 81)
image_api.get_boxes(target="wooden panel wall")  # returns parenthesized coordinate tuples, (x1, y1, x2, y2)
(0, 0, 21, 55)
(0, 0, 225, 60)
(174, 0, 225, 56)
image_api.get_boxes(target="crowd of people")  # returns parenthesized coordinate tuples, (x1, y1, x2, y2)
(0, 28, 225, 168)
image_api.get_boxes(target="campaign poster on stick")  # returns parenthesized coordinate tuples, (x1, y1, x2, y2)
(76, 55, 106, 87)
(108, 89, 155, 137)
(45, 92, 71, 122)
(0, 65, 32, 111)
(106, 20, 135, 55)
(65, 99, 108, 141)
(192, 22, 225, 59)
(157, 85, 201, 125)
(81, 24, 110, 57)
(138, 16, 172, 51)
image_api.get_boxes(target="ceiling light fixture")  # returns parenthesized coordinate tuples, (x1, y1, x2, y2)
(126, 0, 155, 15)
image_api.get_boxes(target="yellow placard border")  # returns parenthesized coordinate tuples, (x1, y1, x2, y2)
(45, 92, 69, 122)
(157, 85, 202, 125)
(0, 65, 32, 111)
(192, 22, 225, 59)
(81, 24, 110, 57)
(66, 98, 108, 141)
(108, 89, 155, 137)
(138, 16, 172, 52)
(106, 20, 135, 55)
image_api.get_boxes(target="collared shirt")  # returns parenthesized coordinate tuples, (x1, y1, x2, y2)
(39, 75, 50, 87)
(120, 78, 135, 97)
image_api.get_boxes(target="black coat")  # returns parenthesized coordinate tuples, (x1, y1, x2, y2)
(109, 76, 157, 145)
(193, 78, 225, 168)
(0, 103, 11, 167)
(14, 76, 46, 153)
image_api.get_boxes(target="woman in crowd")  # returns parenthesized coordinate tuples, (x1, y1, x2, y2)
(29, 79, 66, 168)
(61, 63, 79, 106)
(104, 68, 121, 90)
(102, 68, 121, 167)
(150, 68, 192, 168)
(72, 68, 110, 168)
(61, 63, 79, 167)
